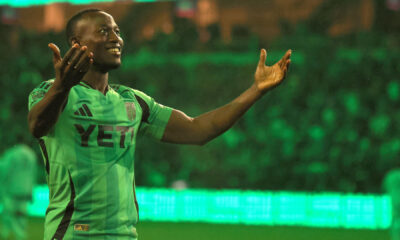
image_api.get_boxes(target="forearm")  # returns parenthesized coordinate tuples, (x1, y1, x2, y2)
(163, 83, 263, 145)
(28, 83, 70, 138)
(163, 48, 291, 145)
(194, 83, 262, 144)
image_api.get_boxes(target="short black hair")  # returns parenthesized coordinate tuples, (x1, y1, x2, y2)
(66, 8, 103, 46)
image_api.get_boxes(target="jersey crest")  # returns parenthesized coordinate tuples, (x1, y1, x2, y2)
(124, 102, 136, 121)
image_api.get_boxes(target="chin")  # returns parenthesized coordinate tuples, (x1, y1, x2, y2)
(94, 61, 121, 72)
(108, 62, 121, 70)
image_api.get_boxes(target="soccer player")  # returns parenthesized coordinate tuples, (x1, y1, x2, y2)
(384, 169, 400, 240)
(0, 144, 37, 240)
(27, 9, 291, 240)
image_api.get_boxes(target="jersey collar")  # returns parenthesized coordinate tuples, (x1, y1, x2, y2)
(79, 81, 111, 95)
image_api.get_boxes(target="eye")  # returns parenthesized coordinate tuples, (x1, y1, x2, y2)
(99, 28, 108, 35)
(115, 29, 121, 36)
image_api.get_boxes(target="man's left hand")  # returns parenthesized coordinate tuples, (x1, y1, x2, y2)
(254, 49, 292, 94)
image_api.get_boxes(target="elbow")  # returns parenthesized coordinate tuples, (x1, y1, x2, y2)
(195, 121, 225, 146)
(31, 127, 44, 139)
(28, 122, 43, 139)
(196, 138, 211, 146)
(193, 135, 214, 146)
(28, 116, 45, 139)
(191, 118, 215, 146)
(194, 141, 207, 146)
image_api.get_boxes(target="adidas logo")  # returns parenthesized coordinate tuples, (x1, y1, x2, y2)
(74, 104, 93, 117)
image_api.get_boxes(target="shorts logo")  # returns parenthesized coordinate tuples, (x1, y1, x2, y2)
(74, 104, 93, 117)
(131, 227, 137, 236)
(74, 224, 90, 232)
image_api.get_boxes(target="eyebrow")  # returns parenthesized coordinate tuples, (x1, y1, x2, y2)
(99, 24, 119, 29)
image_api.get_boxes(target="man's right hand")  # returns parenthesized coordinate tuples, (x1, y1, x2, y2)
(27, 44, 93, 138)
(48, 43, 93, 90)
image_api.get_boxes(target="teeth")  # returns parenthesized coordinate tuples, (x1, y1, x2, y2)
(108, 48, 120, 53)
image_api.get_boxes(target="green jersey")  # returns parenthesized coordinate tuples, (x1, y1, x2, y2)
(28, 80, 172, 240)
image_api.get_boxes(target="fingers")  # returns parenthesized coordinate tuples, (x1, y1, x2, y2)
(279, 49, 292, 68)
(75, 61, 93, 80)
(283, 60, 291, 78)
(258, 49, 267, 68)
(48, 43, 61, 66)
(66, 46, 88, 71)
(74, 51, 94, 77)
(60, 43, 80, 70)
(64, 46, 93, 83)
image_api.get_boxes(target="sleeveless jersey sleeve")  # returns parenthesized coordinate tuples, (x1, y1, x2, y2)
(133, 90, 173, 140)
(28, 79, 54, 110)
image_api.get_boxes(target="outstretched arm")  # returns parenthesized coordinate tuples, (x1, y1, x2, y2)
(162, 49, 292, 145)
(28, 43, 93, 138)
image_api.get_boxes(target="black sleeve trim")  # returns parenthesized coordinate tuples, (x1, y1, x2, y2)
(134, 94, 150, 123)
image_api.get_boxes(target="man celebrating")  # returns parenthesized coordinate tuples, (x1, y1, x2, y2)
(28, 8, 291, 240)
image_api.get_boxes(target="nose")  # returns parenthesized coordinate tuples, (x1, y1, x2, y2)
(109, 30, 122, 44)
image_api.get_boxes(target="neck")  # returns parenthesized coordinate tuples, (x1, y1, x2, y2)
(81, 68, 109, 94)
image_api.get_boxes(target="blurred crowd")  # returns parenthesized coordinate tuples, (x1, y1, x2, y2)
(0, 0, 399, 194)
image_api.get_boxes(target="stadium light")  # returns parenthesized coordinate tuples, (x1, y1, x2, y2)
(0, 0, 174, 8)
(1, 185, 392, 230)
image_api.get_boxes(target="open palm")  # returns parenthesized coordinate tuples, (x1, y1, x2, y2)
(254, 49, 291, 93)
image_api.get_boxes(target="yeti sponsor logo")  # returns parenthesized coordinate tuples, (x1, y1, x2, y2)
(74, 124, 134, 148)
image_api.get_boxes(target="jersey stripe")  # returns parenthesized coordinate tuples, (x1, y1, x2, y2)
(109, 84, 120, 91)
(52, 171, 76, 240)
(38, 139, 50, 174)
(82, 104, 93, 117)
(78, 82, 90, 89)
(78, 107, 86, 116)
(44, 83, 51, 90)
(134, 95, 150, 123)
(133, 177, 139, 222)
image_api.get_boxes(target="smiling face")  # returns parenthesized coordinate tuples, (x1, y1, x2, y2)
(72, 11, 124, 73)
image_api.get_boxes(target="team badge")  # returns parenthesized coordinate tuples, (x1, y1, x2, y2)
(125, 102, 136, 121)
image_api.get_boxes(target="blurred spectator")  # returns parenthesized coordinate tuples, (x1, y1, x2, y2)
(229, 24, 259, 52)
(172, 17, 199, 51)
(0, 144, 37, 240)
(383, 169, 400, 240)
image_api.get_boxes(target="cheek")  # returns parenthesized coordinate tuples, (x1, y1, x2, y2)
(80, 38, 102, 53)
(89, 44, 105, 59)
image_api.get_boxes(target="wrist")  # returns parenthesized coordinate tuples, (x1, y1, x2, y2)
(50, 80, 71, 95)
(250, 83, 264, 99)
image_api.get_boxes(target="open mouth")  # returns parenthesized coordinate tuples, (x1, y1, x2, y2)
(107, 47, 121, 55)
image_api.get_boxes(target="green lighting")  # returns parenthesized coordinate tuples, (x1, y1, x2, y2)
(2, 185, 392, 229)
(0, 0, 170, 7)
(387, 81, 400, 101)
